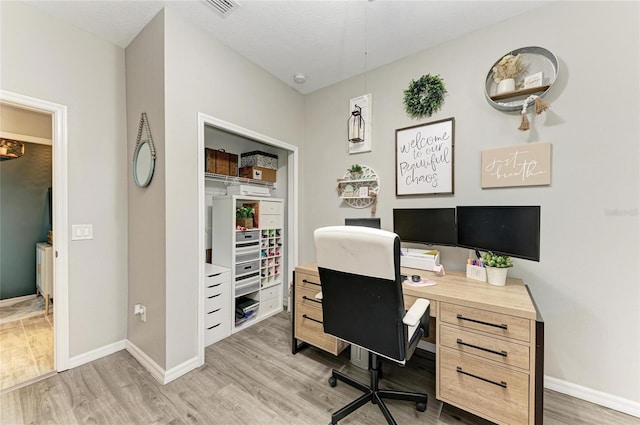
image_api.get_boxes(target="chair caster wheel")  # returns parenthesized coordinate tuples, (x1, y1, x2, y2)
(328, 376, 337, 387)
(416, 402, 427, 412)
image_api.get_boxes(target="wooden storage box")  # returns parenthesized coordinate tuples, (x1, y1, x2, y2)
(239, 166, 276, 183)
(205, 148, 238, 176)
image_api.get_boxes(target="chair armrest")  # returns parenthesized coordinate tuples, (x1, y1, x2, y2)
(315, 291, 323, 300)
(403, 298, 430, 327)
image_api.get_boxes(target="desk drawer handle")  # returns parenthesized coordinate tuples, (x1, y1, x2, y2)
(207, 283, 222, 288)
(207, 323, 221, 330)
(456, 367, 507, 388)
(302, 295, 322, 304)
(456, 338, 507, 357)
(302, 279, 321, 287)
(302, 314, 323, 325)
(456, 314, 508, 330)
(207, 294, 221, 299)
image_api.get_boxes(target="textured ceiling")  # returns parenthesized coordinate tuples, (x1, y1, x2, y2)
(23, 0, 552, 94)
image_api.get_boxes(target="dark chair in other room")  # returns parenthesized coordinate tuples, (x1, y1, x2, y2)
(314, 226, 431, 425)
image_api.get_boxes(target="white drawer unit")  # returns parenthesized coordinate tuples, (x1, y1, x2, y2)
(204, 265, 231, 347)
(212, 196, 285, 334)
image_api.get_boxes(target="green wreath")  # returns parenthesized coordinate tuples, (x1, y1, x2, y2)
(403, 74, 447, 119)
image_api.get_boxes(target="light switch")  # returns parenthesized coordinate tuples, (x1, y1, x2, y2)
(72, 224, 93, 241)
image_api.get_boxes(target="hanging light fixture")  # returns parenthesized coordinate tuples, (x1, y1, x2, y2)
(0, 138, 25, 161)
(347, 104, 365, 143)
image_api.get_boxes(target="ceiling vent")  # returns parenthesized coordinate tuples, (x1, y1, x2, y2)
(205, 0, 240, 18)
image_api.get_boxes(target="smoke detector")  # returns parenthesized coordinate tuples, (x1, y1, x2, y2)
(293, 73, 307, 84)
(204, 0, 240, 18)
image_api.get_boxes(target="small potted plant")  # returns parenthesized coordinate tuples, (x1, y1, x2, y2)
(482, 252, 513, 286)
(492, 53, 525, 95)
(236, 206, 254, 229)
(348, 164, 363, 180)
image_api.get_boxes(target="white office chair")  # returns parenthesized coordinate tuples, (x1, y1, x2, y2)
(314, 226, 431, 425)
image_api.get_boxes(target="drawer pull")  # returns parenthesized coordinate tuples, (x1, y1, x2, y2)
(207, 283, 222, 288)
(456, 314, 508, 330)
(302, 295, 322, 304)
(207, 308, 221, 314)
(456, 367, 507, 388)
(207, 323, 221, 330)
(302, 279, 321, 287)
(456, 338, 508, 357)
(302, 314, 323, 325)
(207, 294, 221, 299)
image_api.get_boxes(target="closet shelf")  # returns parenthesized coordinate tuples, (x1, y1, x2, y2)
(205, 172, 275, 188)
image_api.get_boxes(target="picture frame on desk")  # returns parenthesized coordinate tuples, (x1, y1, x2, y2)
(395, 117, 455, 196)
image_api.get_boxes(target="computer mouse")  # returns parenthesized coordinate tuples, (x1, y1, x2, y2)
(411, 275, 421, 282)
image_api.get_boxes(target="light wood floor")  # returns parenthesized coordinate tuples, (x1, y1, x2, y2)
(1, 311, 638, 425)
(0, 313, 54, 392)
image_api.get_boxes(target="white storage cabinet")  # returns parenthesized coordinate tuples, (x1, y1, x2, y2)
(212, 196, 284, 333)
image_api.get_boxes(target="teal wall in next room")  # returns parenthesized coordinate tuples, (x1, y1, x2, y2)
(0, 142, 52, 300)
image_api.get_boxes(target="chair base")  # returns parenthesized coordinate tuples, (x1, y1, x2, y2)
(327, 358, 427, 425)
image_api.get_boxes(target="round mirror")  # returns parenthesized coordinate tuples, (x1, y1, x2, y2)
(133, 140, 155, 187)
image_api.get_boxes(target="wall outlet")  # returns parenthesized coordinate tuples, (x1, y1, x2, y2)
(134, 304, 147, 322)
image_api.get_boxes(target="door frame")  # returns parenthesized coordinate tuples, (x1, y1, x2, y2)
(1, 90, 70, 371)
(197, 112, 299, 365)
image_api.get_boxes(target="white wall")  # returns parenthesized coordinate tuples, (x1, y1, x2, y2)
(162, 9, 304, 370)
(303, 1, 639, 404)
(126, 10, 168, 369)
(0, 2, 128, 357)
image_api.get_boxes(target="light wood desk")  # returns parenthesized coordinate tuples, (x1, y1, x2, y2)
(291, 263, 543, 425)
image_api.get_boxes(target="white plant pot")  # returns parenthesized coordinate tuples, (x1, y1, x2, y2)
(486, 267, 509, 286)
(496, 78, 516, 95)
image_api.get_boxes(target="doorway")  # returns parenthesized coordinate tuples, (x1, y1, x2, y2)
(0, 90, 70, 391)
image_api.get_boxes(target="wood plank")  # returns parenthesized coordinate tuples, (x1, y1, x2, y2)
(0, 312, 635, 425)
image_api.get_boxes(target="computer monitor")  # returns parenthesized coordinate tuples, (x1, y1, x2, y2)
(392, 208, 457, 246)
(456, 206, 540, 261)
(344, 217, 381, 229)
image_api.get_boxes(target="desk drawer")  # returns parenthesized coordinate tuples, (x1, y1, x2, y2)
(295, 284, 323, 311)
(295, 304, 345, 355)
(295, 271, 322, 292)
(440, 324, 530, 370)
(205, 291, 227, 313)
(440, 302, 530, 343)
(205, 306, 227, 329)
(439, 347, 529, 425)
(205, 272, 228, 287)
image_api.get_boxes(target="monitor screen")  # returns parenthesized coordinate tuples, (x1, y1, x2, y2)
(344, 217, 381, 229)
(392, 208, 457, 246)
(456, 206, 540, 261)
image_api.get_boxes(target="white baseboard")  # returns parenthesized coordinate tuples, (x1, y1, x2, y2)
(163, 356, 199, 384)
(545, 376, 640, 418)
(67, 340, 126, 369)
(0, 294, 36, 307)
(125, 340, 166, 384)
(125, 340, 198, 385)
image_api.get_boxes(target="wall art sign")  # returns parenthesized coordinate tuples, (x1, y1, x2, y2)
(395, 117, 454, 196)
(481, 141, 551, 188)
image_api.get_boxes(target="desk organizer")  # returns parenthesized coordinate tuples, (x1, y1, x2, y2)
(466, 264, 487, 282)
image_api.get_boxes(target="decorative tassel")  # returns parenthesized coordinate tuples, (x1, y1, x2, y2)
(518, 113, 530, 131)
(534, 96, 550, 115)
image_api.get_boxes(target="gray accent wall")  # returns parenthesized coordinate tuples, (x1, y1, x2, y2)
(126, 9, 167, 369)
(0, 142, 52, 299)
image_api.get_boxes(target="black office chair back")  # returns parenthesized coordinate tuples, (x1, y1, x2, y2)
(314, 226, 410, 362)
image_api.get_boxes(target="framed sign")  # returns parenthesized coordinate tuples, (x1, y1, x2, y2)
(481, 142, 551, 188)
(395, 117, 454, 196)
